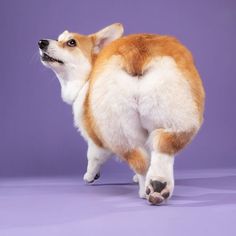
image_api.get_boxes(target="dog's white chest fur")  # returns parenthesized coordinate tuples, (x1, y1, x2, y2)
(72, 82, 89, 140)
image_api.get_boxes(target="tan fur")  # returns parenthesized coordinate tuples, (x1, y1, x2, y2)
(58, 33, 95, 65)
(83, 91, 104, 148)
(153, 129, 196, 155)
(78, 33, 204, 153)
(73, 34, 94, 63)
(123, 149, 148, 175)
(89, 34, 204, 117)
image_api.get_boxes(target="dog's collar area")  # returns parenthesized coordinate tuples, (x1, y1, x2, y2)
(42, 53, 64, 64)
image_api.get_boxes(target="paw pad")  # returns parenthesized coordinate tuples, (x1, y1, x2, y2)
(150, 180, 167, 193)
(146, 180, 170, 205)
(149, 193, 163, 205)
(94, 173, 100, 180)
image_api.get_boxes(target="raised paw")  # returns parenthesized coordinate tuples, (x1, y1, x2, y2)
(83, 172, 100, 184)
(145, 180, 172, 205)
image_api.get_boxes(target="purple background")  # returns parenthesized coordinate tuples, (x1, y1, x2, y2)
(1, 1, 236, 236)
(1, 0, 236, 177)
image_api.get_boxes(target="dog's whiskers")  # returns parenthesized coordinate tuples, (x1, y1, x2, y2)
(29, 50, 40, 64)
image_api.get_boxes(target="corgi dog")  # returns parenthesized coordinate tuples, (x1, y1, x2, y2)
(38, 23, 205, 205)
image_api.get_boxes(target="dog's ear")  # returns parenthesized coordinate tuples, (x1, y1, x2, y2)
(91, 23, 124, 54)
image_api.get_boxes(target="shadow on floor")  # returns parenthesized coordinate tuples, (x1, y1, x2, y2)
(92, 174, 236, 207)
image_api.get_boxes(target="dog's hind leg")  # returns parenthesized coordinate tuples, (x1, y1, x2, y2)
(145, 128, 194, 205)
(124, 148, 149, 198)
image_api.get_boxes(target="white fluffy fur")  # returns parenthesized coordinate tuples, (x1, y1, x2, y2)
(90, 56, 198, 152)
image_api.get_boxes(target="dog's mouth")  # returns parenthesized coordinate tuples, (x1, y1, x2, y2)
(41, 53, 64, 64)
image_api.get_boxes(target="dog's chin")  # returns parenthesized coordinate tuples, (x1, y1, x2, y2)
(41, 52, 64, 66)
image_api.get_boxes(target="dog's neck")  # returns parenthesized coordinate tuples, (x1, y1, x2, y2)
(55, 64, 91, 105)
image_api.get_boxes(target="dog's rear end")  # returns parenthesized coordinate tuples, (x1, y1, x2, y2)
(85, 33, 204, 204)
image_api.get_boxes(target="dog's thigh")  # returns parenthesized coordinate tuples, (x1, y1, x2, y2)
(90, 58, 147, 153)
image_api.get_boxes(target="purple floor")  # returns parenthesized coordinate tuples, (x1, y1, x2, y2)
(1, 168, 236, 236)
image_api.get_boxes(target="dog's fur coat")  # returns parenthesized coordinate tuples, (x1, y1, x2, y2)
(39, 23, 205, 205)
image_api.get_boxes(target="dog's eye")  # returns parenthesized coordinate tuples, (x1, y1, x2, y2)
(67, 39, 77, 47)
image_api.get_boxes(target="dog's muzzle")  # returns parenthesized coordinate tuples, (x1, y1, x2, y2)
(38, 39, 64, 64)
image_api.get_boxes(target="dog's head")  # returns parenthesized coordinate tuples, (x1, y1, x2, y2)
(38, 23, 124, 76)
(38, 23, 123, 104)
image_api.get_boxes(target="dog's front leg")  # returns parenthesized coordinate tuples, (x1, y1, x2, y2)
(83, 140, 112, 183)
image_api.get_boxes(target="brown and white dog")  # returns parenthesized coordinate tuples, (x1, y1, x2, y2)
(38, 23, 205, 205)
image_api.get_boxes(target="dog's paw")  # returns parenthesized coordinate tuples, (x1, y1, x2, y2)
(145, 174, 174, 205)
(83, 172, 100, 184)
(145, 180, 170, 205)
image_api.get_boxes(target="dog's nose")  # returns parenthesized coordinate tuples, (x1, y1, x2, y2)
(38, 39, 49, 50)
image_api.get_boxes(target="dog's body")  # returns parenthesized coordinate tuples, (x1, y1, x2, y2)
(39, 23, 205, 205)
